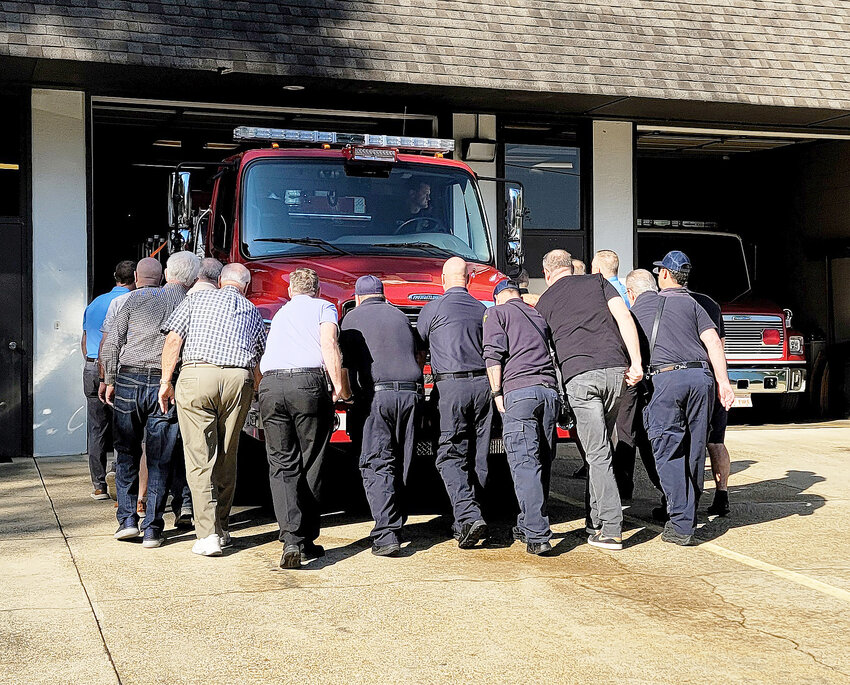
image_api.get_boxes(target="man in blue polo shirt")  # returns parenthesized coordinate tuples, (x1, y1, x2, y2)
(81, 260, 135, 500)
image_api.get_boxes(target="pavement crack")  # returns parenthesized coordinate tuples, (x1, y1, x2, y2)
(32, 458, 123, 685)
(700, 576, 850, 678)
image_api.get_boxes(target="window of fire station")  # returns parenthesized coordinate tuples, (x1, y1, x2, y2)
(504, 144, 582, 232)
(240, 159, 491, 263)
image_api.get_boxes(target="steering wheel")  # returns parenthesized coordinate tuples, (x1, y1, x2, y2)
(394, 216, 447, 235)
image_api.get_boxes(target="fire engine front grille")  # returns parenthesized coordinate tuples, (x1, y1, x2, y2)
(723, 315, 784, 359)
(341, 300, 422, 327)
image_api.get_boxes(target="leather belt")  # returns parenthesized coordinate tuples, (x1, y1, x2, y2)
(434, 369, 487, 382)
(374, 381, 423, 393)
(265, 367, 324, 375)
(119, 365, 161, 376)
(649, 361, 709, 376)
(85, 357, 98, 363)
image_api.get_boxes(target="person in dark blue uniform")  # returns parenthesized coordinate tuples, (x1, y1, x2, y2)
(417, 257, 491, 549)
(629, 256, 735, 546)
(339, 275, 424, 557)
(686, 285, 731, 517)
(483, 279, 560, 556)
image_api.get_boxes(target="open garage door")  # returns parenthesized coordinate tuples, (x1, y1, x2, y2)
(90, 97, 437, 294)
(635, 125, 850, 419)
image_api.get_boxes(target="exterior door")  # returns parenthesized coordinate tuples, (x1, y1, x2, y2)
(0, 218, 24, 459)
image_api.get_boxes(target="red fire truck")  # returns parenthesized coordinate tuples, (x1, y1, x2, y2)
(638, 227, 807, 413)
(169, 126, 572, 457)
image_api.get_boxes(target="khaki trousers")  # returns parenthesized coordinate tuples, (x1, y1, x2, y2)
(175, 364, 253, 539)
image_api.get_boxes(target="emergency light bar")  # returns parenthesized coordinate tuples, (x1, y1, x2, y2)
(233, 126, 455, 153)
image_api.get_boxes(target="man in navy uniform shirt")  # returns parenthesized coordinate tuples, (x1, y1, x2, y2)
(417, 258, 490, 549)
(630, 255, 734, 546)
(340, 275, 424, 557)
(483, 279, 560, 556)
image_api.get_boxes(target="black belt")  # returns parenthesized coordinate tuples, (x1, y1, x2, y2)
(373, 381, 423, 393)
(85, 357, 98, 363)
(649, 361, 709, 376)
(119, 365, 161, 376)
(433, 369, 487, 382)
(265, 367, 324, 376)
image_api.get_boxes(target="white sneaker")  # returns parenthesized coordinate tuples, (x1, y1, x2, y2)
(192, 534, 222, 557)
(219, 532, 232, 549)
(105, 471, 117, 500)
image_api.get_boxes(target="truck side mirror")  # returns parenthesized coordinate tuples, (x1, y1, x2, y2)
(505, 184, 524, 276)
(168, 171, 192, 230)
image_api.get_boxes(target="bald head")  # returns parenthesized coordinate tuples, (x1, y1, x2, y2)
(220, 263, 251, 293)
(442, 257, 469, 291)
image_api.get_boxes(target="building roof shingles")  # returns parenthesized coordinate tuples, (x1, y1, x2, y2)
(2, 0, 850, 110)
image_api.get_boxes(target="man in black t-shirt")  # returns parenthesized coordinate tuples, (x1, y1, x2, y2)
(687, 287, 731, 517)
(536, 250, 644, 551)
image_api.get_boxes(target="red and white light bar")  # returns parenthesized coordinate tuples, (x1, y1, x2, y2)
(233, 127, 455, 153)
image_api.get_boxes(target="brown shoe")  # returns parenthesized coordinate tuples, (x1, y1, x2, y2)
(90, 489, 109, 501)
(137, 499, 147, 515)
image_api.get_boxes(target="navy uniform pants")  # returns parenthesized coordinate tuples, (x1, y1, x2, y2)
(501, 385, 560, 544)
(358, 389, 422, 546)
(434, 376, 492, 534)
(643, 368, 714, 536)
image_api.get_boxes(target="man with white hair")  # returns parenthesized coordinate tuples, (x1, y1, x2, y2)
(160, 262, 267, 557)
(188, 257, 223, 295)
(103, 251, 199, 549)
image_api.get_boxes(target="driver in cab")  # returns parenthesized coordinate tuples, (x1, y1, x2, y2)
(396, 180, 443, 234)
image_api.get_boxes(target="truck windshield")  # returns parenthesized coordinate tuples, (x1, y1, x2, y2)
(241, 159, 491, 262)
(637, 230, 751, 303)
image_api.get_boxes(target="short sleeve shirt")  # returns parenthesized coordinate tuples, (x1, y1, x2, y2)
(339, 298, 422, 392)
(82, 286, 129, 357)
(416, 287, 487, 374)
(260, 295, 338, 373)
(163, 285, 266, 369)
(630, 288, 716, 367)
(688, 290, 726, 339)
(535, 273, 629, 382)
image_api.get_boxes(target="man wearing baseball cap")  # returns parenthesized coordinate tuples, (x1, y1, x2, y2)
(339, 275, 424, 557)
(483, 279, 560, 556)
(631, 251, 735, 546)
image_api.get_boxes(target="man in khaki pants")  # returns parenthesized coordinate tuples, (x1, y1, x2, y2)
(159, 263, 266, 556)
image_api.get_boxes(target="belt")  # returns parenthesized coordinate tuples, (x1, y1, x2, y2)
(433, 369, 487, 382)
(373, 381, 423, 393)
(265, 367, 324, 376)
(85, 357, 98, 363)
(649, 361, 709, 376)
(182, 361, 251, 370)
(119, 365, 161, 376)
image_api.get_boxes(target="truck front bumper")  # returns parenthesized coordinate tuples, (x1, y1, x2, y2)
(727, 366, 806, 394)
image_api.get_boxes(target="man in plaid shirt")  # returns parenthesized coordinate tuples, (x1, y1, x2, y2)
(160, 262, 267, 557)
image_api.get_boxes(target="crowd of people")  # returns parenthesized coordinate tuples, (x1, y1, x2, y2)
(82, 246, 734, 565)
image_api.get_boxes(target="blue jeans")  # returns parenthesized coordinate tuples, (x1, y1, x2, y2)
(113, 371, 180, 534)
(501, 385, 560, 544)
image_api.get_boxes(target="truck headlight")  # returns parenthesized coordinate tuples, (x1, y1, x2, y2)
(789, 335, 804, 355)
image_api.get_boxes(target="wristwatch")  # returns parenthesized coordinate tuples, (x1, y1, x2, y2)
(490, 388, 503, 399)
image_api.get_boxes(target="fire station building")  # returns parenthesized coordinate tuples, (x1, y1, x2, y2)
(2, 1, 850, 457)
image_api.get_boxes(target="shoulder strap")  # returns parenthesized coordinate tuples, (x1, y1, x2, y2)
(648, 294, 667, 366)
(512, 301, 561, 365)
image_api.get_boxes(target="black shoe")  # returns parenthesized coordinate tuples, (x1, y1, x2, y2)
(707, 490, 730, 517)
(372, 542, 401, 557)
(526, 541, 553, 556)
(511, 526, 527, 543)
(280, 544, 302, 569)
(457, 520, 488, 549)
(302, 542, 325, 560)
(572, 464, 588, 479)
(660, 521, 695, 547)
(174, 508, 194, 529)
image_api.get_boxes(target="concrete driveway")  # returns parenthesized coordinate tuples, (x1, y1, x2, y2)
(2, 422, 849, 684)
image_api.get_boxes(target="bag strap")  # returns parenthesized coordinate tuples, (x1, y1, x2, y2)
(511, 301, 566, 398)
(648, 294, 667, 367)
